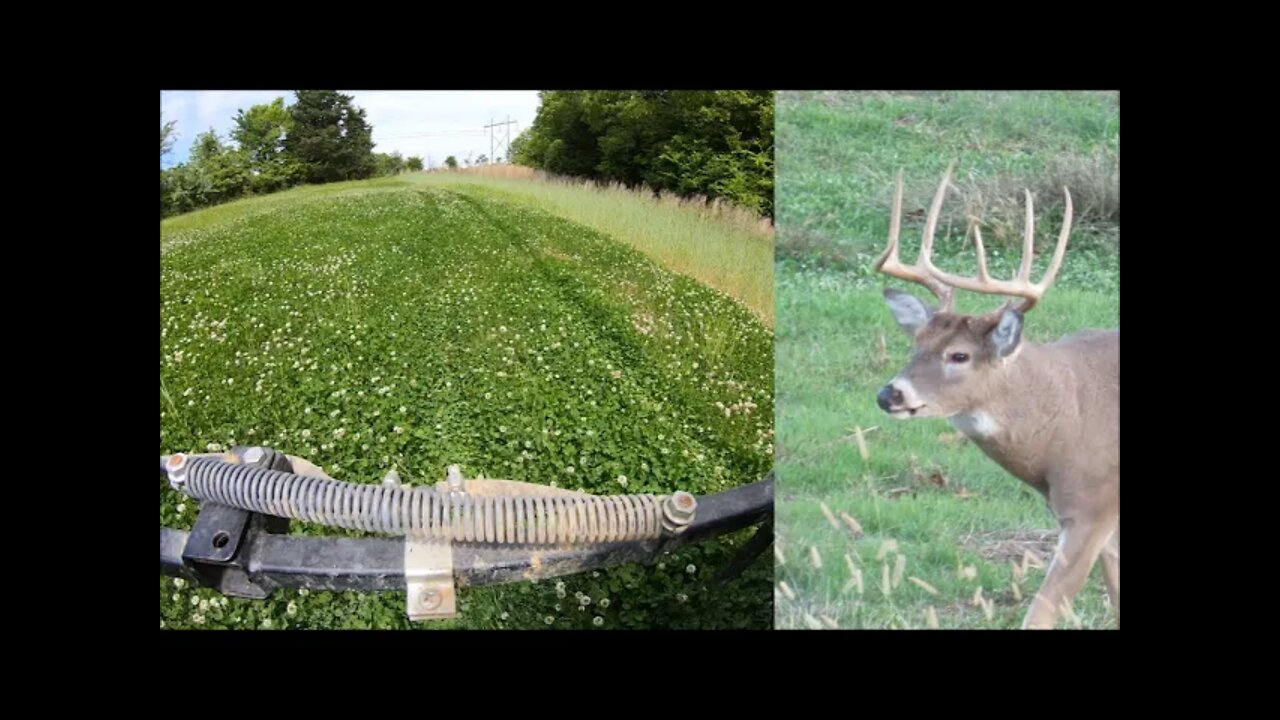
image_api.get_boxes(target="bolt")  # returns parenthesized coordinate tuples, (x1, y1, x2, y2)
(166, 454, 189, 492)
(419, 588, 442, 611)
(661, 491, 697, 535)
(243, 447, 264, 464)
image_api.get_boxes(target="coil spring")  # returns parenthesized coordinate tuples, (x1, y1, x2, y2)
(182, 457, 667, 544)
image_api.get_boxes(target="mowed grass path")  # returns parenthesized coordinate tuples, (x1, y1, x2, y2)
(409, 169, 775, 327)
(161, 183, 773, 629)
(774, 91, 1119, 629)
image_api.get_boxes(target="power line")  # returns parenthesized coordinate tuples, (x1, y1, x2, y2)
(483, 116, 517, 163)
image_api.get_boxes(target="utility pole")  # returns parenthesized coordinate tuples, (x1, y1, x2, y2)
(484, 116, 517, 164)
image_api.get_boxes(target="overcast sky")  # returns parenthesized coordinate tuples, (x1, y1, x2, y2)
(160, 91, 542, 169)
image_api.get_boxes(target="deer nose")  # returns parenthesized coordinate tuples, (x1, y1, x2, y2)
(877, 384, 904, 411)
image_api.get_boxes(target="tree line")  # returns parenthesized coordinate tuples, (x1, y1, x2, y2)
(160, 91, 424, 218)
(510, 91, 774, 217)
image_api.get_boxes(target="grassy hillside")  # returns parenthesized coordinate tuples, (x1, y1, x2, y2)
(160, 181, 773, 629)
(413, 166, 774, 326)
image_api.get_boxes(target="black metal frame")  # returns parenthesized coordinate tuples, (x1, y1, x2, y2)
(161, 467, 773, 599)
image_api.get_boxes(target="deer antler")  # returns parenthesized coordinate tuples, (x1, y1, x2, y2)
(875, 163, 1074, 313)
(873, 166, 956, 312)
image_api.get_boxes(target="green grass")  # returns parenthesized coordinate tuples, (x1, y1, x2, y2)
(160, 182, 773, 630)
(408, 170, 775, 327)
(774, 91, 1119, 629)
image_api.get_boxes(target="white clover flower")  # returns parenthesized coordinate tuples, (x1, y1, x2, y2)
(191, 596, 200, 607)
(192, 613, 205, 625)
(261, 618, 273, 629)
(174, 578, 186, 590)
(686, 564, 697, 575)
(593, 616, 604, 627)
(286, 602, 298, 616)
(599, 598, 610, 609)
(299, 588, 309, 597)
(500, 612, 510, 621)
(676, 593, 688, 603)
(617, 475, 628, 487)
(544, 616, 554, 625)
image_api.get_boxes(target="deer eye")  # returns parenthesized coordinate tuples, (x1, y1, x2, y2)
(947, 352, 970, 364)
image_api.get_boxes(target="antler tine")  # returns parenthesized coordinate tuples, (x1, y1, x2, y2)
(919, 161, 955, 273)
(1018, 189, 1035, 283)
(971, 220, 990, 283)
(1019, 186, 1074, 312)
(917, 178, 1075, 314)
(873, 169, 954, 311)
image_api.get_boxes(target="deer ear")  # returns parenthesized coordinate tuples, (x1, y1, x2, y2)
(987, 307, 1023, 358)
(883, 288, 934, 335)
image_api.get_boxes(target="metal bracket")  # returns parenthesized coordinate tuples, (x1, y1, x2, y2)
(405, 537, 456, 621)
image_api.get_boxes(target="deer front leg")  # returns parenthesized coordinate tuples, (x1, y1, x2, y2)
(1022, 512, 1117, 629)
(1099, 529, 1119, 626)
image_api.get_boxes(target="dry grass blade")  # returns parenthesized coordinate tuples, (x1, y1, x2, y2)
(809, 546, 823, 569)
(819, 502, 841, 531)
(845, 553, 858, 576)
(778, 581, 796, 602)
(1022, 548, 1046, 571)
(853, 425, 870, 461)
(804, 613, 824, 630)
(842, 564, 864, 595)
(880, 562, 892, 597)
(839, 511, 864, 538)
(1011, 582, 1022, 602)
(926, 606, 940, 629)
(775, 544, 786, 566)
(819, 614, 839, 629)
(876, 539, 899, 561)
(908, 576, 939, 595)
(893, 554, 906, 588)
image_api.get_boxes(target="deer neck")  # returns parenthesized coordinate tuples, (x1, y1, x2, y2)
(947, 343, 1061, 487)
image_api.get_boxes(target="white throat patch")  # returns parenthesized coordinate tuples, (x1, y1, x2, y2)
(949, 411, 1001, 438)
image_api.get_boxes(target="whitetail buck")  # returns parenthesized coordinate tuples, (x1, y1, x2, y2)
(873, 165, 1118, 629)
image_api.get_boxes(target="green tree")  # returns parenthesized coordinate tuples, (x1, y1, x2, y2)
(406, 156, 424, 172)
(190, 129, 251, 205)
(285, 90, 377, 184)
(374, 151, 405, 176)
(515, 90, 774, 215)
(444, 155, 458, 169)
(232, 97, 301, 194)
(161, 112, 177, 159)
